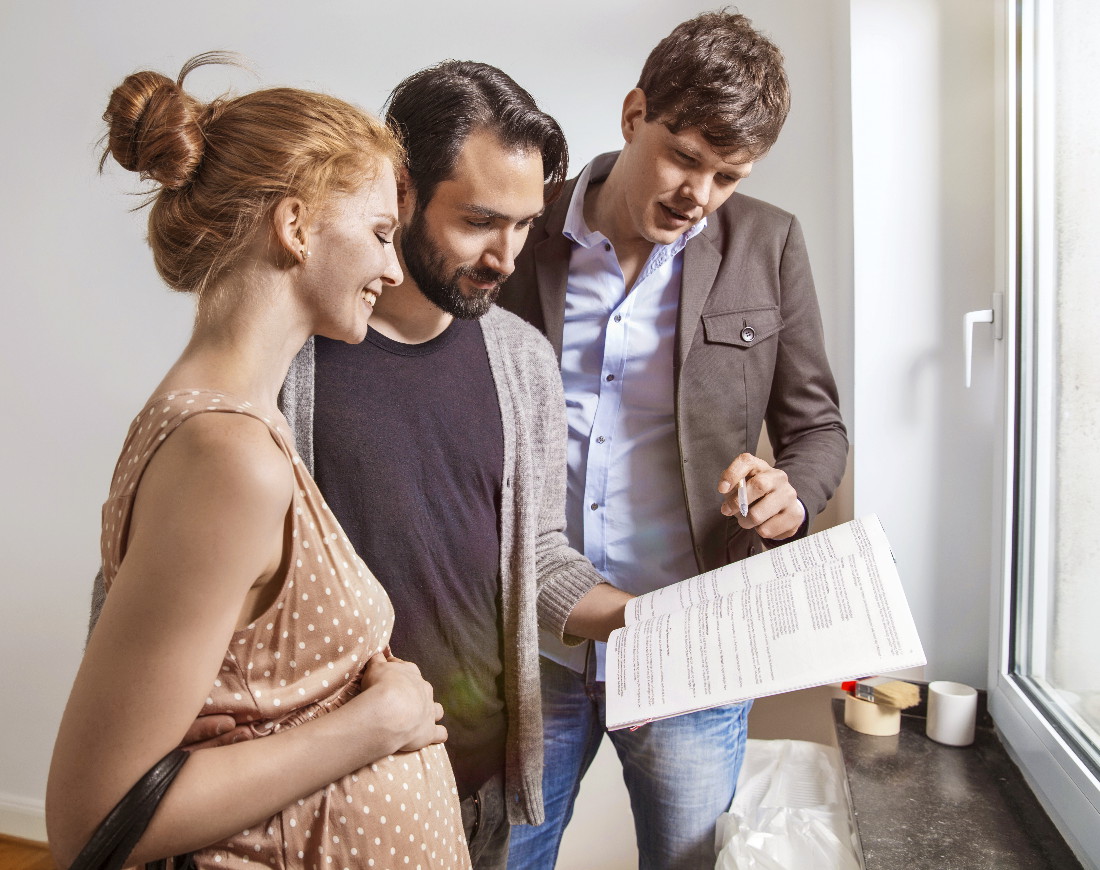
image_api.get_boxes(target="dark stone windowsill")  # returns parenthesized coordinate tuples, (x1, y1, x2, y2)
(832, 697, 1083, 869)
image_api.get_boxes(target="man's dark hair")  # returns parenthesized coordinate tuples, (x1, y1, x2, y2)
(637, 10, 790, 157)
(384, 60, 568, 206)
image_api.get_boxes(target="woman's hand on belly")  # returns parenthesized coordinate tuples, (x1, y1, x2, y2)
(180, 714, 251, 749)
(356, 651, 449, 754)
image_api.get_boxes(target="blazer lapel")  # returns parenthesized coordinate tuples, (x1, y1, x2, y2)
(533, 227, 571, 359)
(678, 223, 722, 377)
(534, 152, 621, 360)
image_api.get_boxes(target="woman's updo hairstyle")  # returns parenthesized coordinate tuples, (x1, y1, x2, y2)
(102, 52, 403, 294)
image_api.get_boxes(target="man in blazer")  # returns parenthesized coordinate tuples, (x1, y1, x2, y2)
(499, 11, 848, 869)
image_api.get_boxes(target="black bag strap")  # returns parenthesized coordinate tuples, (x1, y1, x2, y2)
(68, 748, 189, 870)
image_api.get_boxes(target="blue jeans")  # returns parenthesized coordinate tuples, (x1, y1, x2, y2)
(508, 654, 751, 870)
(460, 771, 510, 870)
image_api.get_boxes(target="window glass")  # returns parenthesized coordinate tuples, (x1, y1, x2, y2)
(1015, 0, 1100, 773)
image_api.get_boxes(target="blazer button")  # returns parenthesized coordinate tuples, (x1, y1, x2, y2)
(741, 325, 756, 343)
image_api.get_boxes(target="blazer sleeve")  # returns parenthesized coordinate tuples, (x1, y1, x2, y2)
(765, 215, 848, 518)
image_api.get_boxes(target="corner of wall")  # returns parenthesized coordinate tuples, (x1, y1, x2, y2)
(0, 793, 47, 843)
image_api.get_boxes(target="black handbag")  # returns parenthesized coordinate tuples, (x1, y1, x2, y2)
(67, 748, 195, 870)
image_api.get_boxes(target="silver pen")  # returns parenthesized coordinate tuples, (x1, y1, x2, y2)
(737, 478, 748, 517)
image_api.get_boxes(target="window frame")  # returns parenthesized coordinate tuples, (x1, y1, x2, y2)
(988, 1, 1100, 865)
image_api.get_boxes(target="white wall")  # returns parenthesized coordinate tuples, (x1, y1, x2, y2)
(850, 0, 998, 689)
(0, 0, 917, 844)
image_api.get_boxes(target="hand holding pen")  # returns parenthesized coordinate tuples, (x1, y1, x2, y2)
(717, 452, 805, 542)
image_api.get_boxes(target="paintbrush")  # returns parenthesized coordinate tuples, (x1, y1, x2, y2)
(842, 678, 920, 710)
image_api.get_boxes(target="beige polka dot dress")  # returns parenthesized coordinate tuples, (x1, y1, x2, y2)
(101, 391, 471, 870)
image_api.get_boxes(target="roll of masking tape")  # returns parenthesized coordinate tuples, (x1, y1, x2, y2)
(844, 694, 901, 736)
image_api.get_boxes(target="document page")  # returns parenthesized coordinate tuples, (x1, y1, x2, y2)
(605, 515, 925, 730)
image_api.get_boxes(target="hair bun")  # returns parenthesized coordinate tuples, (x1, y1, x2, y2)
(103, 70, 205, 190)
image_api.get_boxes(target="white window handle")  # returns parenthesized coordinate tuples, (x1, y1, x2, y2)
(964, 292, 1004, 388)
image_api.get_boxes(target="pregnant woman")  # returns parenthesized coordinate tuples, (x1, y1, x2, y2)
(47, 52, 470, 870)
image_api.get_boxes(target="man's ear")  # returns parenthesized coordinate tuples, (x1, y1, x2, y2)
(621, 88, 648, 144)
(272, 196, 310, 266)
(396, 166, 417, 221)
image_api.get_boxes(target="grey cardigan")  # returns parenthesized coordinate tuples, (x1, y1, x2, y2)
(280, 306, 605, 825)
(89, 306, 605, 825)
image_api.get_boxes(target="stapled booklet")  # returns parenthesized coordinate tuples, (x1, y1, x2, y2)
(605, 514, 925, 730)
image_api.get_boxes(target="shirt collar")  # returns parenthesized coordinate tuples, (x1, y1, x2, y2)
(561, 159, 708, 254)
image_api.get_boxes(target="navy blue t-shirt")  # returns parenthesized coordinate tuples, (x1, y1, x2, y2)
(313, 320, 506, 797)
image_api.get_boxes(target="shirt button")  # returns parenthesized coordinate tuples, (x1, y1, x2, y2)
(590, 502, 599, 511)
(741, 326, 756, 343)
(596, 436, 606, 444)
(605, 374, 615, 382)
(604, 242, 611, 252)
(613, 314, 622, 323)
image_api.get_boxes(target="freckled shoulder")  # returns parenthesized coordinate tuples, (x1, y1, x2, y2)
(138, 409, 296, 528)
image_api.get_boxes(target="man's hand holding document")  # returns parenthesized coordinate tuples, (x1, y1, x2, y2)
(605, 515, 925, 730)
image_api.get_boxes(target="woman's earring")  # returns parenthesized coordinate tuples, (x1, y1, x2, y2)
(302, 249, 311, 260)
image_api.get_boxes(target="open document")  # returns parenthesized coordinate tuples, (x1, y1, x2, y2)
(605, 515, 925, 730)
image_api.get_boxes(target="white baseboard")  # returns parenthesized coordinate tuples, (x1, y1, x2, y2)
(0, 793, 47, 843)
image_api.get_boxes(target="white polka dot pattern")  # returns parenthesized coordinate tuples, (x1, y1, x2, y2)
(101, 391, 471, 870)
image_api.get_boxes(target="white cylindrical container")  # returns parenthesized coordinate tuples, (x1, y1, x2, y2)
(926, 680, 978, 746)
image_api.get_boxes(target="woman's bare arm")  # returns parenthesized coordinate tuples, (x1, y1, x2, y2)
(47, 414, 444, 867)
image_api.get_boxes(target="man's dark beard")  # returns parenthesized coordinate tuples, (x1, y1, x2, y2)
(400, 205, 505, 320)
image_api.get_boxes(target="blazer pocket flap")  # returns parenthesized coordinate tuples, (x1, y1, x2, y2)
(702, 306, 784, 348)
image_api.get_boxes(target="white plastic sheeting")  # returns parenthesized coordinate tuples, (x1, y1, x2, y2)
(715, 739, 862, 870)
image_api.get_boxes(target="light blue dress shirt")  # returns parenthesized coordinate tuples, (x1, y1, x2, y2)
(540, 161, 708, 679)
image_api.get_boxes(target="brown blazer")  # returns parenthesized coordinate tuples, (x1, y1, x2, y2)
(498, 152, 849, 573)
